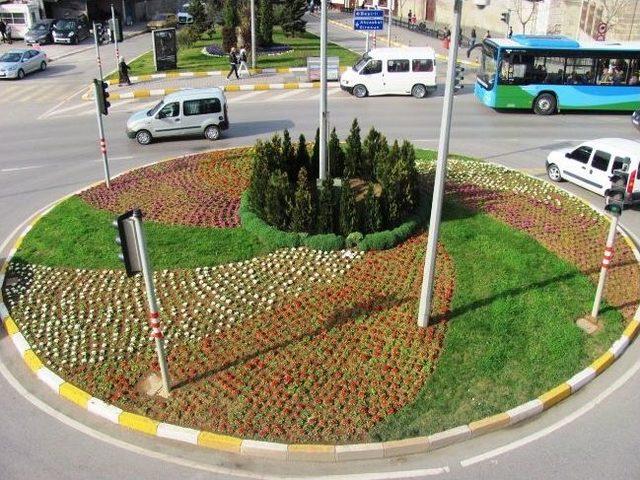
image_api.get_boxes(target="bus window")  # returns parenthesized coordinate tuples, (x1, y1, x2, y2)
(478, 42, 497, 88)
(362, 60, 382, 75)
(564, 57, 595, 85)
(412, 59, 433, 72)
(387, 59, 410, 73)
(543, 57, 566, 84)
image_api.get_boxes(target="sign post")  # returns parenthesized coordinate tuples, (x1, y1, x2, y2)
(354, 8, 384, 51)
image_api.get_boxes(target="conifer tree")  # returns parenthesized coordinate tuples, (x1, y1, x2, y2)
(344, 119, 363, 178)
(258, 0, 274, 46)
(328, 127, 344, 178)
(339, 180, 358, 236)
(316, 177, 335, 234)
(294, 134, 310, 184)
(281, 0, 308, 37)
(364, 183, 383, 233)
(310, 127, 320, 180)
(265, 170, 292, 230)
(291, 168, 315, 233)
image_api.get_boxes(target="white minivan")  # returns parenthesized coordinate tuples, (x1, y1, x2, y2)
(340, 47, 437, 99)
(126, 88, 229, 145)
(546, 138, 640, 202)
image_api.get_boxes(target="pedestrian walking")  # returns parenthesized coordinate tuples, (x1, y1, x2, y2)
(484, 30, 491, 40)
(0, 19, 6, 43)
(508, 26, 513, 39)
(470, 27, 477, 47)
(226, 47, 239, 80)
(442, 27, 451, 50)
(238, 47, 250, 77)
(5, 23, 11, 44)
(118, 56, 131, 86)
(407, 9, 412, 26)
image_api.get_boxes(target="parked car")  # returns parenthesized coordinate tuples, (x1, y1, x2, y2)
(177, 10, 194, 24)
(340, 47, 437, 98)
(24, 19, 56, 45)
(52, 15, 91, 44)
(546, 138, 640, 203)
(632, 109, 640, 131)
(126, 88, 229, 145)
(0, 49, 48, 80)
(147, 13, 179, 31)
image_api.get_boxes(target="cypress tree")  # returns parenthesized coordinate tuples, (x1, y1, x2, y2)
(362, 127, 382, 180)
(344, 119, 362, 178)
(364, 183, 383, 233)
(265, 170, 292, 230)
(291, 168, 315, 233)
(384, 141, 403, 227)
(316, 177, 335, 234)
(258, 0, 274, 46)
(310, 127, 320, 180)
(400, 140, 419, 211)
(328, 127, 344, 178)
(294, 134, 310, 185)
(339, 180, 358, 236)
(282, 0, 308, 37)
(248, 140, 270, 217)
(282, 129, 295, 181)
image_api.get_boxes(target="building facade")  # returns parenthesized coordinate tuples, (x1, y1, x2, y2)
(394, 0, 640, 41)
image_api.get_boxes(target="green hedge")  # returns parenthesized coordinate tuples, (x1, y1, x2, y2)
(240, 192, 420, 252)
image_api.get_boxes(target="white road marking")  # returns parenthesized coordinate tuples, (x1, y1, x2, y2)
(38, 84, 94, 120)
(460, 357, 640, 468)
(19, 86, 52, 103)
(269, 90, 306, 102)
(228, 90, 268, 102)
(1, 165, 46, 172)
(0, 86, 23, 102)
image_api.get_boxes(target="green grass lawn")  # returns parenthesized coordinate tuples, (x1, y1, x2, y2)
(369, 200, 623, 440)
(13, 196, 265, 270)
(121, 27, 360, 78)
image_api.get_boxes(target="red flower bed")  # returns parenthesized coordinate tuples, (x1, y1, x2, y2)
(79, 149, 252, 228)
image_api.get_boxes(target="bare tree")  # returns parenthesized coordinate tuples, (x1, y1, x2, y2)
(511, 0, 544, 34)
(601, 0, 631, 29)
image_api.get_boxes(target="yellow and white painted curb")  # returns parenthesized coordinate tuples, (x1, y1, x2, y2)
(102, 66, 349, 86)
(1, 152, 640, 462)
(82, 81, 341, 101)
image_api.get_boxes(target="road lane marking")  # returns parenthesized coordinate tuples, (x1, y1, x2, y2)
(228, 90, 268, 102)
(38, 84, 93, 120)
(1, 165, 46, 173)
(460, 357, 640, 468)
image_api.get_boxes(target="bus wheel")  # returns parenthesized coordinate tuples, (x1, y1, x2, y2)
(534, 93, 557, 115)
(353, 84, 368, 98)
(411, 84, 427, 99)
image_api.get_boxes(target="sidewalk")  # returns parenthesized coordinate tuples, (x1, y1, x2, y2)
(84, 70, 340, 100)
(307, 11, 480, 67)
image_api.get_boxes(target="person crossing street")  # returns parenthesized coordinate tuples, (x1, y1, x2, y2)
(227, 47, 239, 80)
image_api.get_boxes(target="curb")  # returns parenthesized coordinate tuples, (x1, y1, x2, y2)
(1, 151, 640, 463)
(81, 82, 341, 101)
(103, 66, 349, 86)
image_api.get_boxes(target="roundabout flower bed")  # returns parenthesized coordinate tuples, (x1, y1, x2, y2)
(3, 146, 640, 445)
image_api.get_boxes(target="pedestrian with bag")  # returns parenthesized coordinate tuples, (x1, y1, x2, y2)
(227, 47, 239, 80)
(118, 56, 131, 86)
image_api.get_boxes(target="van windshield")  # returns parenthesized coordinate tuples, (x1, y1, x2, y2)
(353, 54, 371, 72)
(148, 100, 164, 116)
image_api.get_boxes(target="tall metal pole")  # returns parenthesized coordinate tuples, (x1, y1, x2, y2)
(387, 0, 393, 47)
(591, 214, 619, 319)
(132, 211, 171, 394)
(365, 31, 370, 51)
(417, 0, 462, 327)
(111, 3, 120, 64)
(92, 25, 110, 188)
(319, 0, 328, 181)
(250, 0, 256, 69)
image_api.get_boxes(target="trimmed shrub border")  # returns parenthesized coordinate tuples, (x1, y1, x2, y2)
(1, 150, 640, 463)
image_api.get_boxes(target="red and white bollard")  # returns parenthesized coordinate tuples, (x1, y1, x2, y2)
(591, 214, 619, 319)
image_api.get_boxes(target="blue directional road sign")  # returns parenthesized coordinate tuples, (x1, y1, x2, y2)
(353, 9, 384, 31)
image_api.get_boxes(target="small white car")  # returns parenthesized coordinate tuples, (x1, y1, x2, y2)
(0, 49, 48, 80)
(546, 138, 640, 201)
(126, 88, 229, 145)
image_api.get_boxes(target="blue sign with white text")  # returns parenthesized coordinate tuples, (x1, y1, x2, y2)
(353, 9, 384, 31)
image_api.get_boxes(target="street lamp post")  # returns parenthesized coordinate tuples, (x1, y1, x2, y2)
(319, 0, 328, 181)
(387, 0, 393, 46)
(417, 0, 463, 327)
(250, 0, 256, 69)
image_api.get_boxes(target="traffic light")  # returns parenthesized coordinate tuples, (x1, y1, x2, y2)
(605, 160, 630, 215)
(113, 210, 143, 276)
(500, 11, 510, 24)
(454, 62, 465, 91)
(93, 78, 110, 115)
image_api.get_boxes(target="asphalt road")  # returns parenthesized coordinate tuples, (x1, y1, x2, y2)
(2, 23, 640, 480)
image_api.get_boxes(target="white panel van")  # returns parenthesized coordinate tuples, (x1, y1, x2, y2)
(126, 88, 229, 145)
(340, 47, 437, 98)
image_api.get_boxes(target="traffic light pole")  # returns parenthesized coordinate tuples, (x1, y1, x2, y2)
(132, 211, 171, 394)
(591, 213, 620, 319)
(319, 0, 328, 181)
(92, 27, 110, 188)
(417, 0, 462, 327)
(92, 23, 104, 80)
(111, 3, 120, 63)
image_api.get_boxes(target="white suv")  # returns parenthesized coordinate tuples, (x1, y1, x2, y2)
(546, 138, 640, 201)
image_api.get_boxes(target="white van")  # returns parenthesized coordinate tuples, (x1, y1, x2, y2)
(340, 47, 437, 98)
(126, 88, 229, 145)
(546, 138, 640, 203)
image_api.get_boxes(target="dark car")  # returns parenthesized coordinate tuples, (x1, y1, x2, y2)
(52, 15, 90, 44)
(24, 19, 56, 45)
(633, 109, 640, 131)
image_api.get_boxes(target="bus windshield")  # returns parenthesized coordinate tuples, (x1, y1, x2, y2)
(477, 43, 497, 88)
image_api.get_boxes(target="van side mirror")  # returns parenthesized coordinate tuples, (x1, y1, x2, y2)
(565, 152, 573, 159)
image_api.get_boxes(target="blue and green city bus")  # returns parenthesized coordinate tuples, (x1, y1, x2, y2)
(474, 35, 640, 115)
